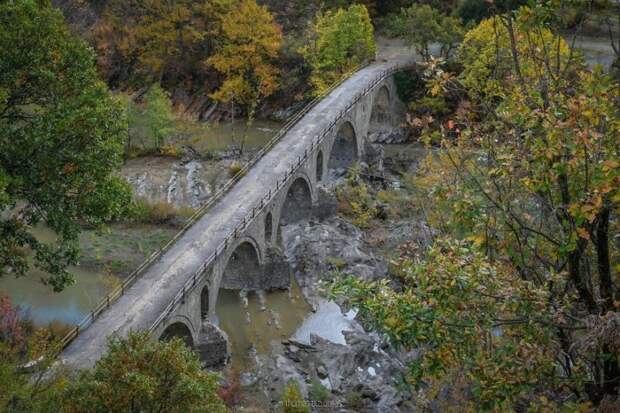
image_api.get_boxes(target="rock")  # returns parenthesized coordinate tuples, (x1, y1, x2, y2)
(314, 187, 339, 221)
(376, 203, 389, 220)
(316, 364, 328, 379)
(281, 217, 386, 305)
(197, 322, 230, 368)
(369, 129, 407, 144)
(240, 372, 258, 387)
(268, 101, 307, 122)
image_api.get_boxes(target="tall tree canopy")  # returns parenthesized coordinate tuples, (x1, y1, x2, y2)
(206, 0, 282, 111)
(334, 4, 619, 410)
(300, 4, 376, 95)
(0, 0, 131, 291)
(92, 0, 233, 88)
(60, 333, 227, 413)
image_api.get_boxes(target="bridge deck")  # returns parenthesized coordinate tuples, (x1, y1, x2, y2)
(61, 58, 411, 369)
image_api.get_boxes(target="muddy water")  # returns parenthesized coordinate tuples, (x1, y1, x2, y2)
(178, 119, 283, 153)
(0, 225, 120, 327)
(215, 277, 312, 371)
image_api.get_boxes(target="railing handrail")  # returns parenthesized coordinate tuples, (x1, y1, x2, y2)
(147, 62, 411, 334)
(58, 60, 412, 352)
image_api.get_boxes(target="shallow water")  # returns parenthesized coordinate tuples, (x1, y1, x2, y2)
(215, 277, 312, 371)
(0, 225, 120, 327)
(292, 299, 358, 346)
(178, 119, 283, 152)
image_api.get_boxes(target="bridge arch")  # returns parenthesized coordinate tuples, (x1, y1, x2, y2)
(279, 175, 313, 226)
(220, 238, 262, 290)
(328, 121, 358, 171)
(159, 320, 194, 348)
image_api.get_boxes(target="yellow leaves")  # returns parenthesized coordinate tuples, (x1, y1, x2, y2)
(207, 0, 282, 106)
(468, 233, 486, 247)
(576, 227, 590, 241)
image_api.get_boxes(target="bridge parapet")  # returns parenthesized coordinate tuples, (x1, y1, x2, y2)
(148, 62, 411, 335)
(60, 58, 416, 369)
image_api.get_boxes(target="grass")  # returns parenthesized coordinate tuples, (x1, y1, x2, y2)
(79, 223, 178, 277)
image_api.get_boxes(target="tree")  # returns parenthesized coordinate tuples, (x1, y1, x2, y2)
(127, 84, 176, 151)
(280, 380, 309, 413)
(0, 0, 132, 291)
(206, 0, 282, 153)
(93, 0, 227, 87)
(0, 295, 67, 413)
(332, 239, 558, 410)
(394, 4, 464, 62)
(334, 5, 619, 409)
(300, 4, 377, 95)
(61, 332, 227, 413)
(457, 0, 529, 24)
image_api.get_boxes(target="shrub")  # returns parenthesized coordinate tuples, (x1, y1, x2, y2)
(308, 378, 330, 403)
(217, 372, 241, 408)
(228, 162, 245, 178)
(158, 144, 182, 158)
(345, 390, 364, 409)
(335, 180, 377, 229)
(62, 332, 227, 413)
(280, 380, 309, 413)
(128, 198, 178, 225)
(393, 69, 425, 104)
(325, 256, 347, 270)
(457, 12, 573, 100)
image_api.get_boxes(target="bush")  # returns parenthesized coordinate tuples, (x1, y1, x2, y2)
(158, 143, 182, 158)
(345, 390, 364, 409)
(128, 198, 178, 225)
(308, 378, 330, 403)
(228, 162, 245, 178)
(393, 69, 425, 104)
(280, 380, 309, 413)
(457, 13, 573, 101)
(62, 332, 227, 413)
(325, 256, 347, 270)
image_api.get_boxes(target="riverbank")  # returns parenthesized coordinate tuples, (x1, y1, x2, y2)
(210, 139, 429, 412)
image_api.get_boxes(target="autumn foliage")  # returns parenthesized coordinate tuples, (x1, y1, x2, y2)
(333, 4, 619, 410)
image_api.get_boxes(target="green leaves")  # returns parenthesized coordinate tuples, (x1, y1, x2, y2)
(0, 0, 131, 290)
(331, 239, 556, 409)
(300, 4, 376, 95)
(396, 4, 465, 62)
(60, 332, 227, 413)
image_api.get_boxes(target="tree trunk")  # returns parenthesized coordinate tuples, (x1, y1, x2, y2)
(595, 208, 615, 312)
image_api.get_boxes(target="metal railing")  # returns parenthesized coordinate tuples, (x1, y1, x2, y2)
(58, 60, 414, 351)
(147, 61, 412, 334)
(56, 62, 377, 352)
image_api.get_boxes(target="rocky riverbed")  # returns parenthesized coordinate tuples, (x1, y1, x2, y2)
(230, 143, 431, 412)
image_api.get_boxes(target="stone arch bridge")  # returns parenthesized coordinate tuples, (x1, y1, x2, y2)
(61, 58, 414, 369)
